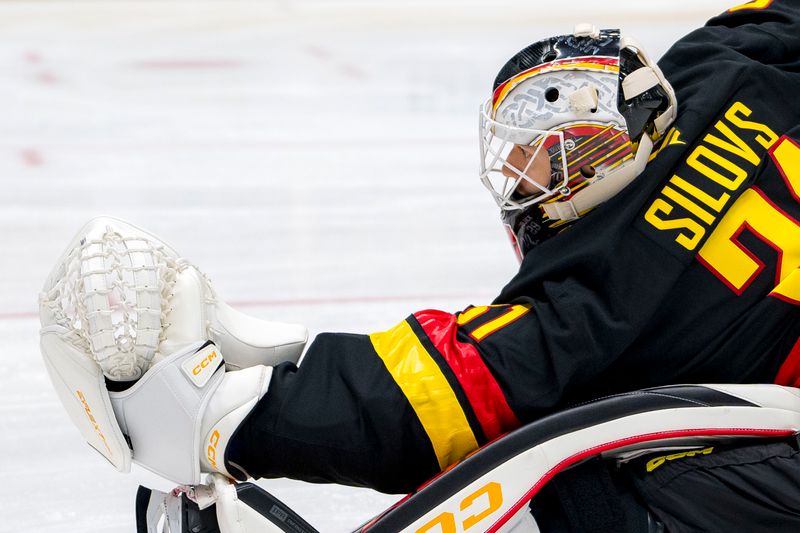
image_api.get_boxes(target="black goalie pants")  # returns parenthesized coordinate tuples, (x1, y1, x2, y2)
(530, 439, 800, 533)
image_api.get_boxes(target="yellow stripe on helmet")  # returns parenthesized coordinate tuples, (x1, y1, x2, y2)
(492, 60, 620, 115)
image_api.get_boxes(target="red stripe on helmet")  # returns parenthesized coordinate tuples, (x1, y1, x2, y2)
(492, 56, 620, 109)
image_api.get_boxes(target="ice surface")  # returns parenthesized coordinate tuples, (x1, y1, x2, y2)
(0, 1, 736, 531)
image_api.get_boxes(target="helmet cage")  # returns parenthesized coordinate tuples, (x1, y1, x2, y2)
(479, 99, 570, 211)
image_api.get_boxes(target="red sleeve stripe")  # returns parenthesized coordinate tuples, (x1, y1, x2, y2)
(774, 335, 800, 387)
(413, 310, 520, 440)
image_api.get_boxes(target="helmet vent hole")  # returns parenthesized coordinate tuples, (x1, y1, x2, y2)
(580, 165, 596, 178)
(543, 50, 558, 62)
(590, 107, 598, 113)
(545, 88, 559, 102)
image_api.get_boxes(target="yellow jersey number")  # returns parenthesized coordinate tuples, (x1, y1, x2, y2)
(456, 305, 531, 342)
(697, 136, 800, 304)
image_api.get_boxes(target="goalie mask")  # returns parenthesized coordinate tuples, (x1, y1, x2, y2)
(479, 25, 677, 260)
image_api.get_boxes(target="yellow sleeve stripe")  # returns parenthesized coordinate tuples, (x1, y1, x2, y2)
(369, 320, 479, 470)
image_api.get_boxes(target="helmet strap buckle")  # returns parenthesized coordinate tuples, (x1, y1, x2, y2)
(543, 199, 581, 221)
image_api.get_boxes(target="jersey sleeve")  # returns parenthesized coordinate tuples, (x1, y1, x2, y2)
(226, 299, 615, 493)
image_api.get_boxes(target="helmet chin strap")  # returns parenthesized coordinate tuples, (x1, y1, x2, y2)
(541, 133, 654, 221)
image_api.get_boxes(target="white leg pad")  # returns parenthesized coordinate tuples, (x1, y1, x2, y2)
(203, 475, 289, 533)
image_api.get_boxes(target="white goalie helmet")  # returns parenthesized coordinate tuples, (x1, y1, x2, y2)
(479, 24, 677, 260)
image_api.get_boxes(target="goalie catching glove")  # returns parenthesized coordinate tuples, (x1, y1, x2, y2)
(39, 217, 308, 485)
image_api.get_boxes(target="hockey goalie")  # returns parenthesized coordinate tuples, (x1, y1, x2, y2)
(40, 1, 800, 531)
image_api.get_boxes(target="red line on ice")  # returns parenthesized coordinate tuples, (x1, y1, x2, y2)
(0, 137, 469, 152)
(133, 59, 243, 69)
(0, 292, 491, 321)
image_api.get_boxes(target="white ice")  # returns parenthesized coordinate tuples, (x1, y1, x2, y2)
(0, 1, 736, 531)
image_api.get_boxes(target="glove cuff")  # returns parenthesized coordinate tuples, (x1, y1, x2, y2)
(110, 341, 225, 485)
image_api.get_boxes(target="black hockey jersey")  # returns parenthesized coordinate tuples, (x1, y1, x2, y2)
(228, 0, 800, 494)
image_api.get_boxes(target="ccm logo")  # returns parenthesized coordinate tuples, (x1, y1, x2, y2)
(647, 446, 714, 472)
(207, 430, 220, 470)
(417, 482, 503, 532)
(193, 351, 219, 376)
(76, 390, 113, 455)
